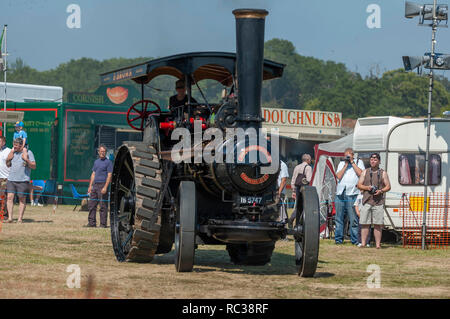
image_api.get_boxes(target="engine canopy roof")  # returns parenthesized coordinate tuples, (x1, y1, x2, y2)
(100, 51, 285, 87)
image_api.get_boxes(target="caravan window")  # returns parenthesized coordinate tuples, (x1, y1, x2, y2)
(398, 154, 441, 185)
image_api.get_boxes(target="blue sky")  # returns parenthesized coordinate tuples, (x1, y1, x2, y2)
(1, 0, 450, 77)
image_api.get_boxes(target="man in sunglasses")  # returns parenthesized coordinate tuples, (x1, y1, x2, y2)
(357, 153, 391, 249)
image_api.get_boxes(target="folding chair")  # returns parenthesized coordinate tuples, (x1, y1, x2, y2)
(70, 184, 89, 211)
(41, 180, 56, 206)
(31, 180, 46, 206)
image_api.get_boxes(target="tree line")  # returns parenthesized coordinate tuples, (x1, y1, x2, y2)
(2, 38, 449, 118)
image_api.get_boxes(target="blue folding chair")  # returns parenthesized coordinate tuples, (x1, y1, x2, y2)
(31, 180, 46, 205)
(41, 180, 57, 206)
(70, 184, 89, 211)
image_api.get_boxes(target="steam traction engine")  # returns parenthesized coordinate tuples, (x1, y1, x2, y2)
(100, 9, 320, 276)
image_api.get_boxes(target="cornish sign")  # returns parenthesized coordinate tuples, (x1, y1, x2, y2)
(67, 84, 141, 106)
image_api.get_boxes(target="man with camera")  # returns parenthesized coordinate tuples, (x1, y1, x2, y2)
(357, 153, 391, 249)
(335, 148, 365, 245)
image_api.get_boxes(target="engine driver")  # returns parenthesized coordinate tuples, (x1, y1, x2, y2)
(169, 80, 198, 116)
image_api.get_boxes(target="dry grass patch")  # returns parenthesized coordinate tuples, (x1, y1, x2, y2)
(0, 205, 448, 299)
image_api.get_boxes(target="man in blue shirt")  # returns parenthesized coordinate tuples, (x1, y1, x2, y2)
(334, 148, 365, 245)
(86, 145, 113, 228)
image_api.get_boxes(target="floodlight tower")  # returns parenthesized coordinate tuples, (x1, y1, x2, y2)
(403, 0, 449, 250)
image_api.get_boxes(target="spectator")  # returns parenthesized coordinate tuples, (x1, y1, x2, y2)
(14, 121, 28, 149)
(5, 137, 36, 223)
(0, 136, 10, 219)
(357, 153, 391, 249)
(354, 191, 371, 247)
(334, 148, 365, 245)
(276, 160, 289, 222)
(289, 154, 313, 224)
(86, 145, 113, 228)
(291, 154, 313, 200)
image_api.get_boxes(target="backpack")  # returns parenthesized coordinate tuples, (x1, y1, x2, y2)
(294, 164, 310, 187)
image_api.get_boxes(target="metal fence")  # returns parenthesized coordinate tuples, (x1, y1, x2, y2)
(400, 192, 450, 249)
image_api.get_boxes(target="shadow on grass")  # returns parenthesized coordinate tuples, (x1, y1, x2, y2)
(314, 272, 334, 278)
(21, 219, 54, 224)
(0, 219, 53, 224)
(152, 249, 335, 277)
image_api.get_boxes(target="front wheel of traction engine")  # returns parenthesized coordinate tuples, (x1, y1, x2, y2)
(295, 186, 320, 277)
(174, 181, 197, 272)
(110, 142, 166, 262)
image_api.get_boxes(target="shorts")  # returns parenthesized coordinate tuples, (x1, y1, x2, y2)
(360, 203, 384, 225)
(6, 181, 30, 198)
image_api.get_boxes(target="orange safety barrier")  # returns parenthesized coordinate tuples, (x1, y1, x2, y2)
(400, 192, 450, 249)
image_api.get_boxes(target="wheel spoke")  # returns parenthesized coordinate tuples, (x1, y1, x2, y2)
(140, 102, 147, 117)
(130, 106, 140, 114)
(123, 160, 134, 179)
(129, 115, 143, 122)
(118, 182, 130, 194)
(122, 231, 133, 250)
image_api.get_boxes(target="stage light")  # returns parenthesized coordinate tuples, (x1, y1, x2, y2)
(402, 55, 430, 70)
(405, 1, 424, 18)
(405, 2, 448, 23)
(425, 52, 450, 69)
(403, 53, 450, 70)
(423, 4, 448, 20)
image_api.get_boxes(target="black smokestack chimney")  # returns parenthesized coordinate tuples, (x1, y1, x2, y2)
(232, 9, 268, 130)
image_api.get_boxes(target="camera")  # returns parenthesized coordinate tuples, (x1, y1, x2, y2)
(345, 155, 352, 163)
(369, 185, 378, 194)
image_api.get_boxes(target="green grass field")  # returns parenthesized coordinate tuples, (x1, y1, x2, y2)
(0, 205, 448, 299)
